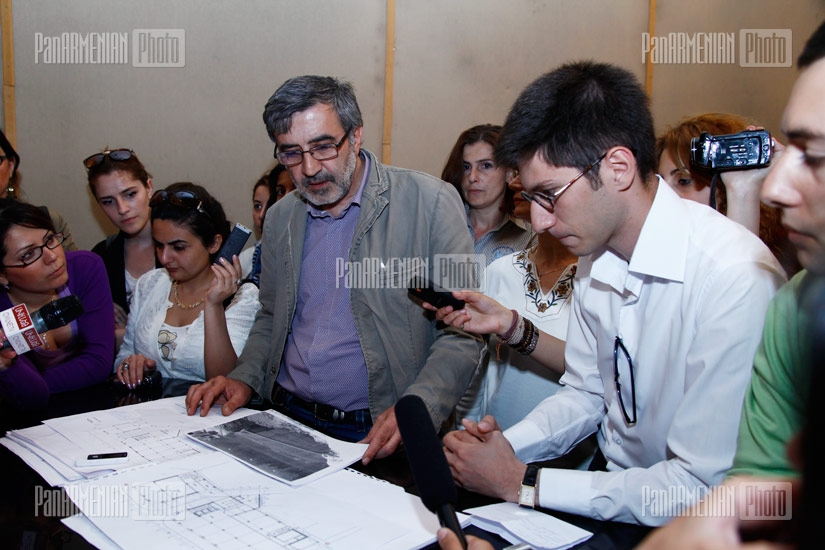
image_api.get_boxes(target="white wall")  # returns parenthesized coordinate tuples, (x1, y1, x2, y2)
(2, 0, 823, 249)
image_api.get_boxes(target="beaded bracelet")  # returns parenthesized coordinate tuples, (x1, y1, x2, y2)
(505, 315, 526, 346)
(516, 317, 540, 355)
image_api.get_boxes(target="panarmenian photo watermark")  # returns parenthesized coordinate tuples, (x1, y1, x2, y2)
(34, 29, 185, 67)
(34, 482, 187, 521)
(642, 29, 791, 67)
(641, 480, 792, 520)
(334, 254, 485, 292)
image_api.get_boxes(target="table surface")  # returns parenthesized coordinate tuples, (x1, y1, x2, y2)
(0, 377, 652, 550)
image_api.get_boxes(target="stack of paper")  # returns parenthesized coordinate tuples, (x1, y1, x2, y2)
(1, 396, 468, 549)
(466, 502, 592, 550)
(2, 396, 259, 485)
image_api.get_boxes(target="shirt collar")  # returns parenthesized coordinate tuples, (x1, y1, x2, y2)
(463, 204, 528, 234)
(591, 177, 688, 296)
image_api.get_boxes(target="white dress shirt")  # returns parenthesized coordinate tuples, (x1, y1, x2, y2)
(504, 180, 786, 525)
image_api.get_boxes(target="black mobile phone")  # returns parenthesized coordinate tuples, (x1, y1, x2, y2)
(408, 279, 465, 310)
(215, 223, 251, 264)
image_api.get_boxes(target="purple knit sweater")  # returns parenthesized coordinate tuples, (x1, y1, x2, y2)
(0, 251, 115, 409)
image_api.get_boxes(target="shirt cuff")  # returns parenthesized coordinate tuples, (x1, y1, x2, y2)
(536, 467, 597, 514)
(504, 419, 551, 463)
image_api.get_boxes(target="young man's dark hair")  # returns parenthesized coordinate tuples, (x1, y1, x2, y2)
(496, 60, 657, 189)
(798, 20, 825, 69)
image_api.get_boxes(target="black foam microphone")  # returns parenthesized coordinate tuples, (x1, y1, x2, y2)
(396, 394, 467, 550)
(1, 295, 84, 351)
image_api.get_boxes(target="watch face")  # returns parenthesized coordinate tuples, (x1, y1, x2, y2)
(519, 485, 536, 508)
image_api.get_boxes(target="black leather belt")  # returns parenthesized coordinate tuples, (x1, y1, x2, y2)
(272, 384, 371, 424)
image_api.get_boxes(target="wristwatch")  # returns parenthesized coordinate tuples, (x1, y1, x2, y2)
(518, 464, 540, 508)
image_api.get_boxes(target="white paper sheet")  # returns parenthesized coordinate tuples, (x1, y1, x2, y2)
(5, 396, 472, 549)
(0, 436, 75, 486)
(67, 451, 447, 549)
(61, 514, 120, 550)
(3, 396, 257, 483)
(465, 502, 592, 550)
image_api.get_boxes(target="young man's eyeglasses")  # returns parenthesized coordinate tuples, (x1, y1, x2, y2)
(520, 152, 607, 213)
(83, 149, 134, 170)
(274, 130, 351, 167)
(614, 336, 637, 425)
(0, 155, 12, 166)
(149, 190, 211, 219)
(2, 232, 66, 268)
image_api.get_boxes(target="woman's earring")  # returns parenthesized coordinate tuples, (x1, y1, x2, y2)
(1, 282, 9, 290)
(505, 169, 519, 185)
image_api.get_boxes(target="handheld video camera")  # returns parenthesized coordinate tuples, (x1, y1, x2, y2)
(690, 130, 772, 170)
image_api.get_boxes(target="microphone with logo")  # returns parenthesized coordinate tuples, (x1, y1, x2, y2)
(396, 394, 468, 550)
(0, 296, 84, 352)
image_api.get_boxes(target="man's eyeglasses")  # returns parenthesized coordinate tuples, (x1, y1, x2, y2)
(275, 130, 351, 167)
(0, 155, 12, 166)
(2, 232, 66, 268)
(520, 152, 607, 213)
(149, 190, 210, 219)
(613, 336, 637, 425)
(83, 149, 134, 170)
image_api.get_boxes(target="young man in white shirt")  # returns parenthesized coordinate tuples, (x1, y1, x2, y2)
(441, 60, 786, 526)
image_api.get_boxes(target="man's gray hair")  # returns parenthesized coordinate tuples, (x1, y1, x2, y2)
(262, 75, 363, 142)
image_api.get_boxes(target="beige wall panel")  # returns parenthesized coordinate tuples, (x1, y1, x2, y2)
(3, 1, 824, 248)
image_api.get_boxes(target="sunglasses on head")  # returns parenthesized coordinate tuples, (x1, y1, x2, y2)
(83, 149, 134, 169)
(150, 190, 210, 218)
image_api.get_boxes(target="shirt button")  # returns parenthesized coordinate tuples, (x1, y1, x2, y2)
(614, 436, 623, 445)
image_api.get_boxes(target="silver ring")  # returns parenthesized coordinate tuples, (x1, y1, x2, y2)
(460, 323, 466, 330)
(121, 362, 130, 371)
(235, 279, 242, 286)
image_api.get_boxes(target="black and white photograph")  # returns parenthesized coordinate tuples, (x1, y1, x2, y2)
(187, 410, 367, 486)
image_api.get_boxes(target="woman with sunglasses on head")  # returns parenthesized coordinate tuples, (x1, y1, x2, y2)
(0, 199, 114, 410)
(114, 182, 259, 386)
(86, 148, 159, 348)
(0, 128, 77, 252)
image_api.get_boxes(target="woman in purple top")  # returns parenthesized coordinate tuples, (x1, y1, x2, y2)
(0, 199, 114, 410)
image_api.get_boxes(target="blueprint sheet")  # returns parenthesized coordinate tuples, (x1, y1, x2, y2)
(69, 450, 452, 549)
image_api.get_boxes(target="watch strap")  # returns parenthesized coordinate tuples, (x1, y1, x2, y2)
(518, 464, 540, 508)
(522, 464, 539, 486)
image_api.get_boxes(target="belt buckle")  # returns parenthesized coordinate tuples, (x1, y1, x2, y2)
(314, 404, 333, 422)
(314, 404, 345, 423)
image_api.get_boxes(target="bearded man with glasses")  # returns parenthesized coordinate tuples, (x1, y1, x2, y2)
(439, 61, 787, 527)
(186, 75, 483, 465)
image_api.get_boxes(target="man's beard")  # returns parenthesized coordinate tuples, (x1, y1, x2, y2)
(296, 147, 357, 208)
